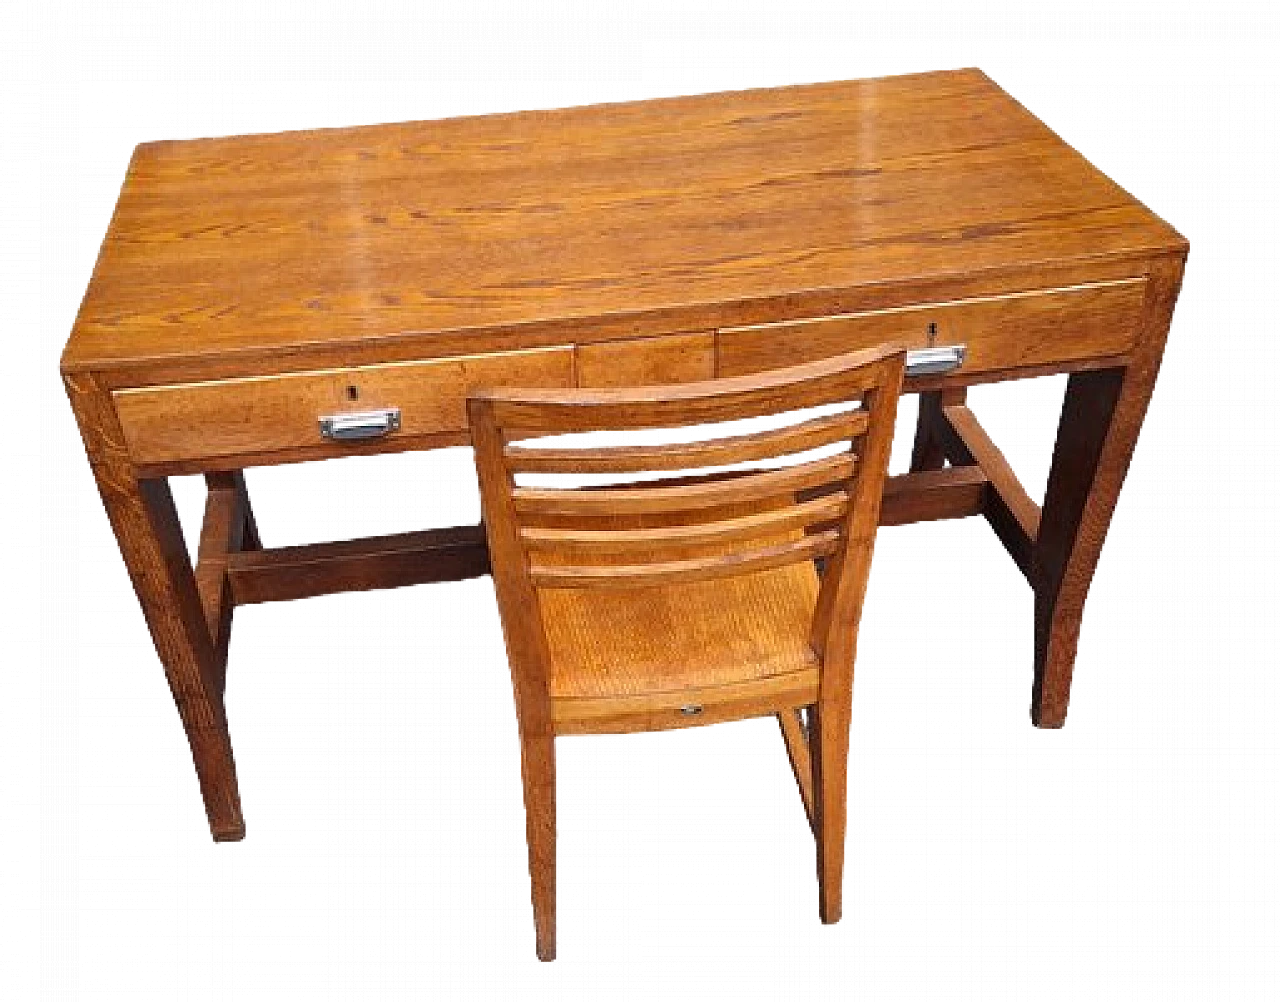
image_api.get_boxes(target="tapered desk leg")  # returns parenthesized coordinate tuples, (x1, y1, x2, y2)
(1031, 256, 1185, 728)
(66, 373, 245, 841)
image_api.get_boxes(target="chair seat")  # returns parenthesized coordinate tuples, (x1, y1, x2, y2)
(540, 560, 821, 700)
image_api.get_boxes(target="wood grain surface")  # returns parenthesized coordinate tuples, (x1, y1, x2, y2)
(62, 69, 1184, 380)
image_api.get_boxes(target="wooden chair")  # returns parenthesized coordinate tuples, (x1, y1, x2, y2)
(468, 344, 906, 959)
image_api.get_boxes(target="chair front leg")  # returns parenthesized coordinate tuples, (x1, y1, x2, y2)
(519, 732, 557, 961)
(811, 699, 851, 924)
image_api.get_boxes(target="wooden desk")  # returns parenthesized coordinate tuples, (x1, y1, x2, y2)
(62, 69, 1187, 841)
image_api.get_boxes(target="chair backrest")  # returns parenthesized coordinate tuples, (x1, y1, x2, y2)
(468, 344, 905, 733)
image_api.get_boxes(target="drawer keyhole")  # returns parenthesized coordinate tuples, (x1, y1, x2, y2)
(346, 385, 360, 401)
(926, 321, 939, 346)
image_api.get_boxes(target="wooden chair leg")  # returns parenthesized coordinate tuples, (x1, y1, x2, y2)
(519, 733, 556, 961)
(810, 701, 851, 924)
(777, 708, 816, 835)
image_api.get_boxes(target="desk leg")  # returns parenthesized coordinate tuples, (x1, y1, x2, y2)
(910, 388, 967, 472)
(1031, 256, 1184, 728)
(213, 470, 263, 553)
(66, 373, 245, 841)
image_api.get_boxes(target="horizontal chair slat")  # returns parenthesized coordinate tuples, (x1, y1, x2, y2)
(520, 492, 849, 554)
(511, 453, 856, 517)
(528, 530, 840, 588)
(477, 345, 902, 434)
(504, 409, 868, 474)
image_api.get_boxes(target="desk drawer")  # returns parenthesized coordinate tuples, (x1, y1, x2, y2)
(716, 279, 1148, 381)
(115, 346, 576, 467)
(576, 332, 715, 387)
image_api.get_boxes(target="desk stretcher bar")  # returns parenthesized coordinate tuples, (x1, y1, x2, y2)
(201, 431, 1017, 622)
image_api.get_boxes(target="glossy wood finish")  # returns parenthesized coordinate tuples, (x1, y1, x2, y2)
(576, 332, 715, 387)
(1031, 256, 1185, 726)
(554, 671, 820, 736)
(194, 471, 258, 692)
(523, 493, 851, 553)
(717, 279, 1147, 382)
(778, 707, 817, 835)
(226, 524, 489, 606)
(514, 454, 856, 518)
(203, 464, 986, 604)
(62, 68, 1182, 384)
(909, 388, 968, 473)
(932, 402, 1042, 580)
(509, 410, 868, 475)
(61, 71, 1187, 851)
(879, 466, 988, 526)
(115, 346, 575, 468)
(470, 347, 905, 957)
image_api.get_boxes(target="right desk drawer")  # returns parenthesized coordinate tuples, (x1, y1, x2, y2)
(716, 278, 1148, 380)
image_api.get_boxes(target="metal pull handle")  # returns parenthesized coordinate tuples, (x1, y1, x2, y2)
(905, 344, 966, 377)
(319, 407, 401, 441)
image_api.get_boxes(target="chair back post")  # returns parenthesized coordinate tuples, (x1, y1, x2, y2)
(810, 367, 904, 685)
(468, 398, 557, 742)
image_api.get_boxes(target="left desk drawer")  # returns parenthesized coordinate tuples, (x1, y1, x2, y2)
(114, 346, 576, 468)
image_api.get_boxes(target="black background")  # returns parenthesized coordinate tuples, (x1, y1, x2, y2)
(0, 50, 1213, 998)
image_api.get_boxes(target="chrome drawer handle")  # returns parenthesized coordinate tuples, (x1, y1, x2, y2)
(319, 408, 401, 441)
(905, 344, 966, 377)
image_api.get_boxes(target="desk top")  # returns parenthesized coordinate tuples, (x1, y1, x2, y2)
(63, 68, 1185, 376)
